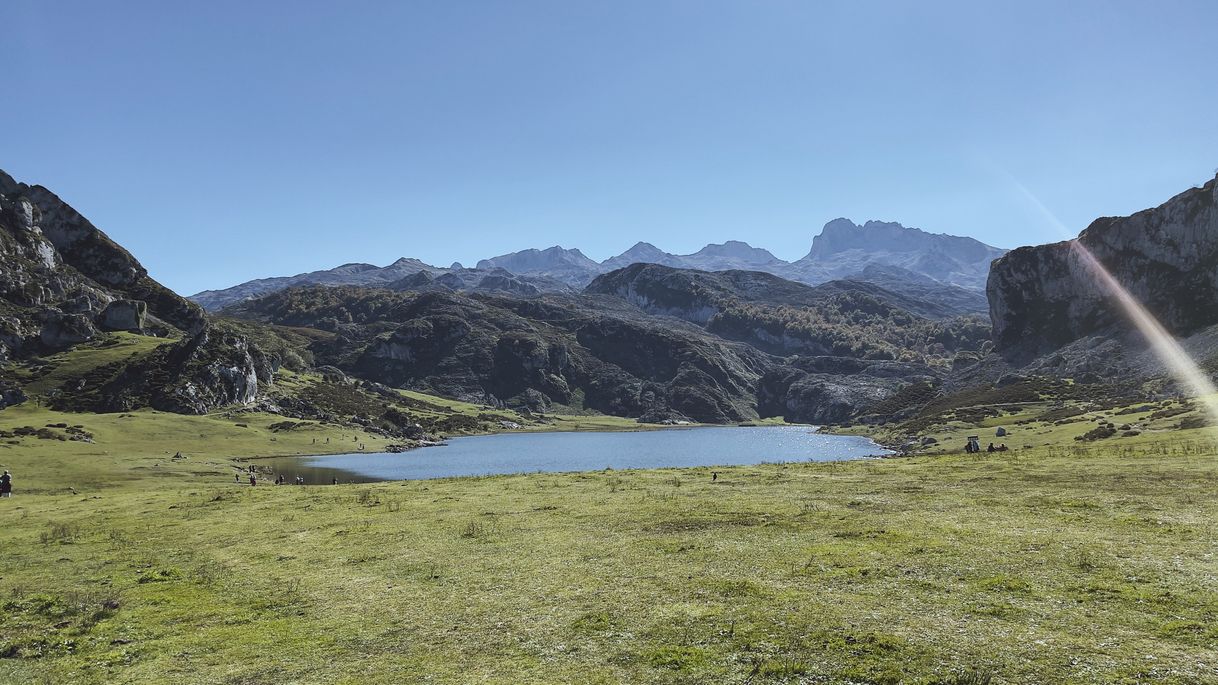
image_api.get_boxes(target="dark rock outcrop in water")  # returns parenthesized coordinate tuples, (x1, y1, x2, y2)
(988, 174, 1218, 360)
(0, 169, 269, 413)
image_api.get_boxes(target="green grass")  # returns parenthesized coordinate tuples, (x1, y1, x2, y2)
(19, 333, 173, 397)
(0, 404, 400, 492)
(1, 410, 1217, 682)
(3, 341, 1216, 682)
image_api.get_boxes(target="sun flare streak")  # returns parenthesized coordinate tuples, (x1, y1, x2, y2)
(1068, 241, 1218, 426)
(1008, 177, 1218, 428)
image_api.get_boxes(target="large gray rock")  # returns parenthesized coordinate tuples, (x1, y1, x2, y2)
(99, 299, 147, 332)
(989, 174, 1218, 359)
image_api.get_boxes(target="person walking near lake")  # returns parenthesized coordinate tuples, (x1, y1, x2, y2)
(0, 470, 11, 498)
(249, 474, 257, 487)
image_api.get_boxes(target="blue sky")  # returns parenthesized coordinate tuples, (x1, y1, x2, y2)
(4, 1, 1217, 295)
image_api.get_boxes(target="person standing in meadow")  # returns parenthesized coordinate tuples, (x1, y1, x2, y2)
(0, 470, 11, 497)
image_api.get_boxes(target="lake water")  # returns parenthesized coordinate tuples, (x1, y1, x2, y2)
(255, 425, 889, 483)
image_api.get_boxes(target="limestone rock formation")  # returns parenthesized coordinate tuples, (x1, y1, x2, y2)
(0, 168, 269, 414)
(988, 173, 1218, 360)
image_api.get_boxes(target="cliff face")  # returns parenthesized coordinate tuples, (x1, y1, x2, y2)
(988, 174, 1218, 359)
(0, 169, 270, 413)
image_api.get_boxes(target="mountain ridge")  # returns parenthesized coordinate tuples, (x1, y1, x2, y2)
(191, 220, 1006, 311)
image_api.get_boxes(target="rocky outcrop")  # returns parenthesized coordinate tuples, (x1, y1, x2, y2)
(148, 329, 272, 414)
(99, 299, 147, 332)
(236, 287, 775, 423)
(758, 356, 938, 424)
(0, 168, 272, 414)
(988, 174, 1218, 360)
(0, 169, 208, 362)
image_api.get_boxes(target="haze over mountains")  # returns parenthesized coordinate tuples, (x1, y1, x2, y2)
(191, 220, 1004, 312)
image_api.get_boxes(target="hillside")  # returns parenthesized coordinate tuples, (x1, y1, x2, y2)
(0, 170, 272, 414)
(222, 259, 990, 424)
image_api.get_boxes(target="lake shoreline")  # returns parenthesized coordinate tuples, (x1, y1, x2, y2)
(237, 418, 808, 464)
(251, 425, 888, 483)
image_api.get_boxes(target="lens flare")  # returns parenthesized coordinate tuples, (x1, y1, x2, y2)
(1008, 177, 1218, 427)
(1069, 240, 1218, 426)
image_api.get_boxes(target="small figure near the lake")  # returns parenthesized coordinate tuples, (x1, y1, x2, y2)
(997, 443, 1009, 452)
(965, 436, 981, 453)
(712, 471, 718, 482)
(332, 477, 338, 485)
(987, 442, 996, 453)
(235, 473, 240, 483)
(1, 470, 12, 498)
(249, 474, 257, 486)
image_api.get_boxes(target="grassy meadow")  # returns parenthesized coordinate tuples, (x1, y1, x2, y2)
(1, 336, 1217, 683)
(0, 407, 1216, 683)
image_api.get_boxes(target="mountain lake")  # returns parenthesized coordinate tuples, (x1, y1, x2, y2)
(255, 425, 891, 483)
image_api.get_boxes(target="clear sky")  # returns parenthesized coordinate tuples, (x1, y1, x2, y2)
(4, 1, 1217, 296)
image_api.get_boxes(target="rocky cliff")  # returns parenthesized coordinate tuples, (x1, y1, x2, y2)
(0, 170, 205, 361)
(988, 174, 1218, 360)
(0, 169, 270, 413)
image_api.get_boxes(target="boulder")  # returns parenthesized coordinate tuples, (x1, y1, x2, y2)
(99, 299, 147, 332)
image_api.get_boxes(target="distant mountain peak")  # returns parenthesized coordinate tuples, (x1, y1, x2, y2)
(475, 245, 602, 287)
(795, 218, 1005, 290)
(192, 217, 1004, 309)
(691, 240, 779, 263)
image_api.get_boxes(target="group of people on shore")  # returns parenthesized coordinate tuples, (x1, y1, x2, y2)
(236, 465, 339, 486)
(964, 438, 1008, 453)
